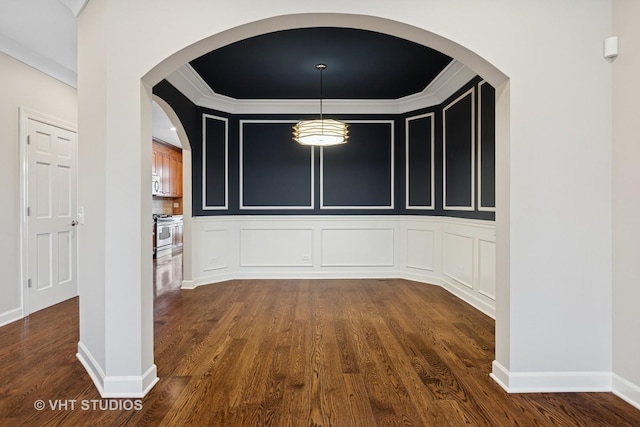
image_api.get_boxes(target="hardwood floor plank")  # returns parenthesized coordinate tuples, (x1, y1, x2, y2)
(2, 274, 640, 426)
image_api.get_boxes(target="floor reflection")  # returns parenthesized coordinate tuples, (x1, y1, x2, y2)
(153, 252, 182, 297)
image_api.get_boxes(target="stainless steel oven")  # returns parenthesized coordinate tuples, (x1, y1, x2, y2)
(155, 215, 173, 258)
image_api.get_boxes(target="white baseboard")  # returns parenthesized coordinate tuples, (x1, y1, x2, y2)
(188, 269, 408, 289)
(77, 341, 159, 398)
(77, 341, 106, 395)
(491, 360, 612, 393)
(102, 364, 159, 398)
(195, 272, 235, 287)
(440, 278, 495, 319)
(490, 360, 511, 392)
(0, 307, 23, 327)
(181, 279, 196, 289)
(400, 270, 442, 287)
(613, 373, 640, 410)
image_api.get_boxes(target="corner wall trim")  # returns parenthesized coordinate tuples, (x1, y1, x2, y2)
(77, 341, 106, 396)
(613, 374, 640, 410)
(77, 341, 159, 398)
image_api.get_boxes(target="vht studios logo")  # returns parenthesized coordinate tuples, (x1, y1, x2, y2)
(34, 399, 143, 411)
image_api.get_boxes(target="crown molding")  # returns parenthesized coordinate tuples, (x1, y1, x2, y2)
(58, 0, 89, 17)
(396, 60, 477, 113)
(165, 60, 476, 115)
(0, 34, 77, 88)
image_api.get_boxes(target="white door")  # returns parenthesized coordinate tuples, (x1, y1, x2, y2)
(27, 118, 78, 313)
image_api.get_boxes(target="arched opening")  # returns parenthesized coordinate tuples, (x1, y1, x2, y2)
(141, 12, 510, 391)
(151, 96, 194, 290)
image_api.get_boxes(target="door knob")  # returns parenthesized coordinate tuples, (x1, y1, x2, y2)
(71, 220, 78, 226)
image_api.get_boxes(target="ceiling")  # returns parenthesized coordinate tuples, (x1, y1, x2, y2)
(189, 27, 453, 100)
(1, 1, 474, 142)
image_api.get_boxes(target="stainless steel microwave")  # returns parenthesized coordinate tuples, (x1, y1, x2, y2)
(152, 174, 160, 195)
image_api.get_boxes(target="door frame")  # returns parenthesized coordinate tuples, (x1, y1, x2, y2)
(19, 107, 78, 316)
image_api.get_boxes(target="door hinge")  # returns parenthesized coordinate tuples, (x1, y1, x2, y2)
(27, 207, 30, 217)
(27, 135, 30, 145)
(27, 278, 32, 288)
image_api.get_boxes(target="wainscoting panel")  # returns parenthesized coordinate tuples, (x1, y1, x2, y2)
(440, 219, 497, 316)
(443, 88, 475, 211)
(239, 121, 314, 209)
(405, 228, 435, 271)
(203, 229, 229, 271)
(321, 228, 395, 267)
(321, 120, 394, 209)
(443, 232, 474, 289)
(406, 113, 435, 210)
(202, 114, 228, 210)
(478, 238, 497, 300)
(190, 216, 495, 316)
(240, 228, 313, 267)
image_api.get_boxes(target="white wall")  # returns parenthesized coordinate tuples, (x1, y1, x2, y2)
(0, 52, 77, 326)
(76, 0, 615, 397)
(189, 216, 497, 317)
(612, 0, 640, 409)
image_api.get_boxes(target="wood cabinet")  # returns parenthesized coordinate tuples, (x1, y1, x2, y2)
(152, 139, 182, 197)
(172, 220, 183, 251)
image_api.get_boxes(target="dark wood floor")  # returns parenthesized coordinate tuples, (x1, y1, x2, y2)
(1, 255, 639, 426)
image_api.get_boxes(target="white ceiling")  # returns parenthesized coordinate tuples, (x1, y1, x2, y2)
(0, 0, 78, 86)
(0, 0, 181, 148)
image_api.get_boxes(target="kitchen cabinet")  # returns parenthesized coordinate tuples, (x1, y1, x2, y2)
(151, 149, 159, 175)
(172, 219, 183, 251)
(152, 139, 182, 197)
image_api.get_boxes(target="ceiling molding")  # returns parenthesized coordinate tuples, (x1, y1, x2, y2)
(57, 0, 89, 17)
(166, 60, 476, 115)
(396, 60, 478, 113)
(0, 33, 77, 88)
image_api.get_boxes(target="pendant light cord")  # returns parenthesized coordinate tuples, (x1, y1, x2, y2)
(319, 65, 323, 121)
(317, 63, 327, 134)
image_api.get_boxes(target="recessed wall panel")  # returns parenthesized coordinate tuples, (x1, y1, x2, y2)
(443, 232, 474, 288)
(202, 114, 228, 210)
(321, 228, 394, 266)
(406, 229, 434, 271)
(240, 121, 313, 209)
(240, 228, 313, 266)
(443, 88, 474, 211)
(204, 229, 228, 271)
(406, 113, 434, 209)
(478, 239, 496, 300)
(321, 121, 394, 209)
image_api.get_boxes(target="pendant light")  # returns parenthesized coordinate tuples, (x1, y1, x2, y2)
(293, 64, 349, 146)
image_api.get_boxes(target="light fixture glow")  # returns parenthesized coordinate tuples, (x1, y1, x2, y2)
(293, 64, 348, 146)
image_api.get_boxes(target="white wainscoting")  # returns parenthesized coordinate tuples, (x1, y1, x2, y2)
(321, 228, 394, 267)
(240, 228, 314, 267)
(189, 215, 496, 317)
(440, 218, 496, 316)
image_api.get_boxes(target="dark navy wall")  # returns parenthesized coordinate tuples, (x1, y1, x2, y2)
(242, 121, 313, 208)
(402, 76, 495, 220)
(154, 76, 495, 220)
